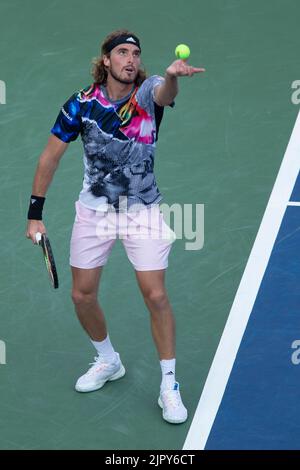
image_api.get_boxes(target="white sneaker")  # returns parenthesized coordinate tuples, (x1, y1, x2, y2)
(75, 353, 125, 392)
(158, 382, 188, 424)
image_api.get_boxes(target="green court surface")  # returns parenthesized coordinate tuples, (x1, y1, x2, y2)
(0, 0, 299, 449)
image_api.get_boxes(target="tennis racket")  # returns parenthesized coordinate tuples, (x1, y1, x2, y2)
(35, 232, 59, 289)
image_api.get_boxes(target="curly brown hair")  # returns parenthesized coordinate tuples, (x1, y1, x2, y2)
(91, 29, 147, 86)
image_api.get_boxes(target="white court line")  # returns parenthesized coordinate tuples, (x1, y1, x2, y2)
(287, 201, 300, 206)
(183, 110, 300, 450)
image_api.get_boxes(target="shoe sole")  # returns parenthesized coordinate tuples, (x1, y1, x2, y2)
(158, 397, 188, 424)
(75, 364, 126, 393)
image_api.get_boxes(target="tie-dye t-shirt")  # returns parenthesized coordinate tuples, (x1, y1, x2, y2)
(51, 75, 171, 212)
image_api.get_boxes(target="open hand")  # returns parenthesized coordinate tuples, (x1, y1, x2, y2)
(166, 59, 205, 77)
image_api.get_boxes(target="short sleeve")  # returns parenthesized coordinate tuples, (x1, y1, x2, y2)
(137, 75, 175, 113)
(151, 76, 175, 108)
(51, 93, 82, 143)
(149, 75, 165, 102)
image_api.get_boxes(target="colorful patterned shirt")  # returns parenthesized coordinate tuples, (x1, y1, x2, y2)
(51, 75, 172, 212)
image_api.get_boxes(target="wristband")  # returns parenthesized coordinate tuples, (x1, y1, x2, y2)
(27, 195, 45, 220)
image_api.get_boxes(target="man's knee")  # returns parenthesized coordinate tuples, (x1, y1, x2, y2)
(144, 289, 168, 309)
(71, 289, 97, 307)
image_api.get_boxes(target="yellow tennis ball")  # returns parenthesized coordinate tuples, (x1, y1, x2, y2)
(175, 44, 190, 60)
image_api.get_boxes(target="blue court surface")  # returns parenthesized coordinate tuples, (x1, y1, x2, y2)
(184, 113, 300, 450)
(206, 204, 300, 449)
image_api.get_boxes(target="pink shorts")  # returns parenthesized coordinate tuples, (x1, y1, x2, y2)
(70, 200, 176, 271)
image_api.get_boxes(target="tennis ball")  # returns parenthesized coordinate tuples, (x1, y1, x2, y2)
(175, 44, 190, 60)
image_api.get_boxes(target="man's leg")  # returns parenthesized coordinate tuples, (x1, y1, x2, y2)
(135, 268, 187, 424)
(71, 266, 107, 341)
(71, 266, 125, 392)
(135, 269, 175, 360)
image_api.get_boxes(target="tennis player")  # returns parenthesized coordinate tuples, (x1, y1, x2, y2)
(26, 30, 205, 424)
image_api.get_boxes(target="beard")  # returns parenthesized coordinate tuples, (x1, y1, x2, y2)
(110, 66, 137, 85)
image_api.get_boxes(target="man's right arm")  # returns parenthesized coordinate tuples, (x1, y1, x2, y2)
(26, 134, 69, 243)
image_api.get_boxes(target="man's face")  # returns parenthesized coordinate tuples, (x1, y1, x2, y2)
(104, 44, 141, 84)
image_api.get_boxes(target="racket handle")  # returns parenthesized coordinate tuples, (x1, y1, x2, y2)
(35, 232, 42, 244)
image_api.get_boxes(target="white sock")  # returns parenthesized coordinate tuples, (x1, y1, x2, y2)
(91, 335, 118, 363)
(160, 358, 176, 391)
